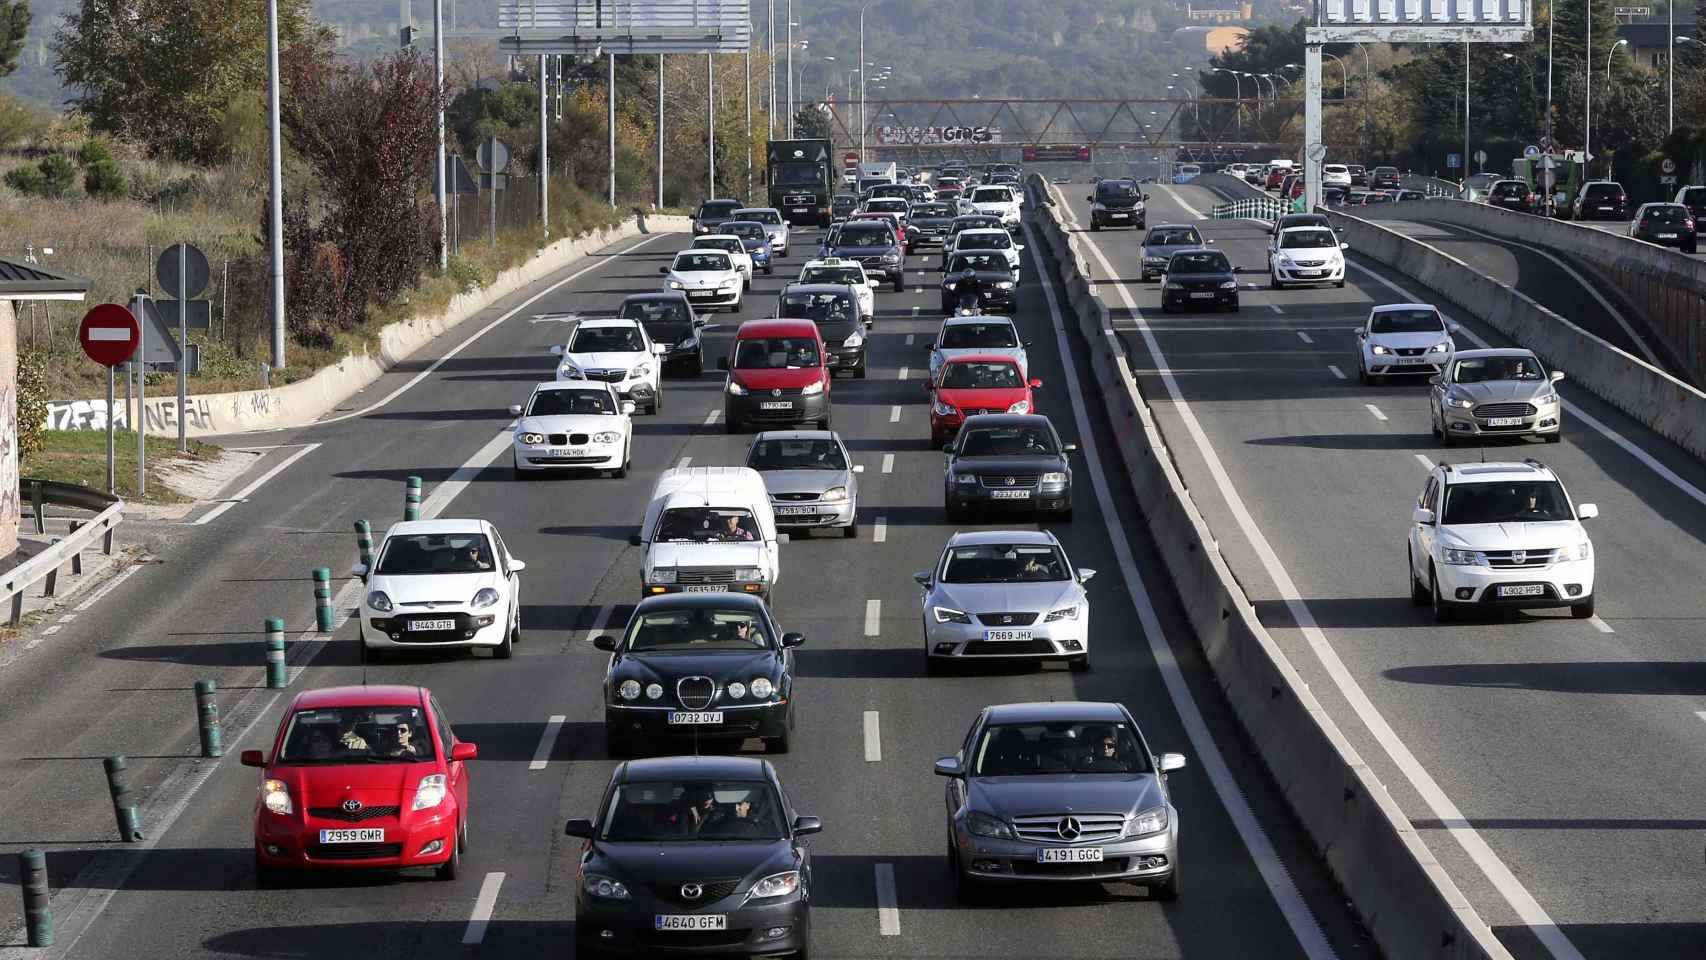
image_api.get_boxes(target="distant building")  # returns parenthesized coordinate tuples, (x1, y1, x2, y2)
(1616, 19, 1697, 70)
(1185, 2, 1254, 21)
(1172, 25, 1252, 55)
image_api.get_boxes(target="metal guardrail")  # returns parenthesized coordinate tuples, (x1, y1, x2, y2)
(7, 479, 124, 627)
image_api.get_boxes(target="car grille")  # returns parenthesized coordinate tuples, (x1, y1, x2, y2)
(1392, 347, 1433, 357)
(1014, 857, 1133, 878)
(961, 639, 1057, 656)
(639, 929, 750, 949)
(1291, 259, 1326, 268)
(1012, 813, 1128, 844)
(306, 842, 402, 861)
(675, 569, 737, 584)
(975, 612, 1039, 626)
(309, 805, 400, 823)
(584, 369, 627, 383)
(528, 454, 610, 464)
(1473, 402, 1536, 419)
(676, 676, 717, 710)
(648, 878, 742, 907)
(545, 433, 592, 445)
(979, 474, 1039, 489)
(1482, 549, 1560, 568)
(854, 255, 889, 268)
(772, 492, 819, 502)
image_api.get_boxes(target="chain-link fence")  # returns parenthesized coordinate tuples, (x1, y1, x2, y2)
(445, 175, 547, 255)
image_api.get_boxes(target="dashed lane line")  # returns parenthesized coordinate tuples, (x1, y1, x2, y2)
(898, 365, 909, 380)
(873, 517, 888, 543)
(703, 409, 721, 426)
(863, 711, 882, 762)
(875, 863, 900, 936)
(864, 599, 881, 637)
(1414, 454, 1436, 471)
(1589, 617, 1615, 634)
(1296, 330, 1313, 344)
(888, 405, 902, 423)
(678, 456, 693, 469)
(462, 872, 506, 945)
(881, 454, 895, 474)
(1364, 403, 1388, 422)
(529, 715, 567, 770)
(1327, 364, 1347, 380)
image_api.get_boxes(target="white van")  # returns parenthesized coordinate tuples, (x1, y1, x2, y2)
(631, 467, 785, 601)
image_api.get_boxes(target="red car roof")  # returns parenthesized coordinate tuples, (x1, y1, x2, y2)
(733, 318, 819, 338)
(292, 684, 426, 709)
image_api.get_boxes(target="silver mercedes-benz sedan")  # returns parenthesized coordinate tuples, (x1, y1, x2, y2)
(745, 430, 864, 538)
(915, 530, 1092, 671)
(935, 701, 1186, 901)
(1429, 347, 1566, 444)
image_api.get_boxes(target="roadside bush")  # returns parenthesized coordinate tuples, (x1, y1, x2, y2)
(17, 348, 47, 462)
(83, 157, 127, 200)
(3, 163, 42, 194)
(36, 154, 76, 197)
(76, 139, 113, 167)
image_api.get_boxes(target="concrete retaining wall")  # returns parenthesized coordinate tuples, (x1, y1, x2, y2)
(1029, 178, 1511, 960)
(43, 214, 691, 438)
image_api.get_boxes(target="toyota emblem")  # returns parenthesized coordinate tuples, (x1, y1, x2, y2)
(1004, 476, 1016, 487)
(771, 387, 782, 397)
(342, 799, 363, 813)
(1511, 550, 1526, 564)
(680, 882, 704, 900)
(1056, 816, 1082, 841)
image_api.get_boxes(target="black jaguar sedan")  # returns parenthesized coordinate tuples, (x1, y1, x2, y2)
(596, 593, 803, 756)
(568, 755, 820, 958)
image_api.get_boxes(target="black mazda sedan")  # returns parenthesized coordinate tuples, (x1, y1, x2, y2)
(596, 593, 803, 756)
(1159, 248, 1239, 313)
(568, 755, 820, 958)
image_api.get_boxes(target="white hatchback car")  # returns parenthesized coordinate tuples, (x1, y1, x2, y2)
(552, 318, 667, 414)
(943, 227, 1023, 282)
(1407, 459, 1598, 621)
(927, 313, 1029, 383)
(1356, 303, 1458, 383)
(509, 380, 634, 479)
(798, 257, 876, 321)
(357, 519, 526, 660)
(690, 234, 754, 286)
(662, 249, 745, 313)
(1322, 164, 1352, 187)
(1268, 225, 1347, 289)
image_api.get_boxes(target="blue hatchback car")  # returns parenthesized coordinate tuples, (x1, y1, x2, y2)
(725, 220, 777, 276)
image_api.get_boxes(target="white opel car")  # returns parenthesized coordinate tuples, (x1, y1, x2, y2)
(1268, 225, 1347, 289)
(357, 519, 525, 659)
(552, 318, 667, 414)
(1356, 303, 1458, 383)
(661, 249, 745, 313)
(690, 234, 754, 286)
(1407, 459, 1598, 622)
(509, 380, 634, 479)
(967, 185, 1022, 232)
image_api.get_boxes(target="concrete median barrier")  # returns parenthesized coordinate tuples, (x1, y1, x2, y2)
(1028, 176, 1511, 960)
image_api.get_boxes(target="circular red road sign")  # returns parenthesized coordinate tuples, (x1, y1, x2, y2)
(78, 303, 140, 367)
(843, 151, 860, 167)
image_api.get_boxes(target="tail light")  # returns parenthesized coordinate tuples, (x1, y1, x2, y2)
(1617, 194, 1627, 203)
(1687, 220, 1696, 230)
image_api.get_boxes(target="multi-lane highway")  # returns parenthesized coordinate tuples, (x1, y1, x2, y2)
(0, 213, 1376, 957)
(1054, 180, 1706, 960)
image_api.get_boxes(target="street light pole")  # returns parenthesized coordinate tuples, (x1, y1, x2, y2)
(768, 0, 776, 137)
(1322, 53, 1348, 97)
(1213, 67, 1243, 139)
(1464, 42, 1470, 179)
(785, 0, 794, 136)
(266, 0, 286, 370)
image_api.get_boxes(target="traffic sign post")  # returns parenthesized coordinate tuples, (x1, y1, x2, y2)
(1473, 149, 1487, 172)
(478, 138, 512, 251)
(157, 244, 209, 452)
(129, 292, 148, 497)
(78, 304, 140, 494)
(1446, 152, 1462, 171)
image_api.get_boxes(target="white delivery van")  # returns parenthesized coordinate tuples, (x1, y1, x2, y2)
(631, 467, 785, 601)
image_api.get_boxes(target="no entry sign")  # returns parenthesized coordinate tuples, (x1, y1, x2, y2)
(78, 303, 140, 366)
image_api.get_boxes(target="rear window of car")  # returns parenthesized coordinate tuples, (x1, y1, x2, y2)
(1641, 205, 1689, 223)
(1374, 167, 1397, 175)
(1585, 183, 1623, 197)
(1681, 187, 1706, 206)
(1492, 181, 1526, 195)
(838, 224, 893, 245)
(972, 187, 1013, 203)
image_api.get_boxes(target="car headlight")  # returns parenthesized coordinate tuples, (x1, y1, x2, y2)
(1446, 394, 1475, 409)
(1165, 281, 1184, 290)
(260, 778, 292, 815)
(726, 380, 747, 396)
(1044, 604, 1080, 622)
(1275, 256, 1295, 267)
(646, 683, 664, 700)
(668, 280, 684, 289)
(1041, 471, 1068, 484)
(843, 331, 864, 348)
(821, 485, 849, 502)
(583, 873, 631, 900)
(411, 774, 448, 811)
(1219, 280, 1237, 289)
(952, 473, 977, 485)
(995, 281, 1013, 289)
(748, 870, 801, 900)
(718, 285, 735, 294)
(750, 676, 774, 699)
(934, 606, 972, 624)
(882, 253, 900, 263)
(933, 401, 959, 416)
(1006, 400, 1030, 414)
(726, 681, 747, 700)
(1441, 547, 1482, 565)
(559, 363, 583, 378)
(735, 568, 767, 582)
(517, 431, 545, 445)
(1573, 540, 1592, 560)
(800, 380, 824, 396)
(472, 587, 501, 609)
(1539, 391, 1560, 404)
(965, 810, 1016, 839)
(1429, 341, 1451, 354)
(618, 679, 642, 701)
(631, 362, 652, 379)
(1370, 344, 1390, 355)
(1127, 805, 1169, 838)
(649, 569, 678, 584)
(592, 431, 623, 444)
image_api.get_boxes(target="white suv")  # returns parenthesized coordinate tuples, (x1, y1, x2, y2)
(1406, 459, 1599, 622)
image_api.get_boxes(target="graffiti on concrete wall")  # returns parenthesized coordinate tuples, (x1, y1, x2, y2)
(0, 381, 18, 542)
(44, 390, 278, 433)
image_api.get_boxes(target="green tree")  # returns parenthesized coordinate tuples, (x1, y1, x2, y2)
(84, 158, 127, 199)
(0, 0, 27, 78)
(792, 105, 831, 140)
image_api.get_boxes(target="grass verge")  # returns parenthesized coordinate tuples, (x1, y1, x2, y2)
(23, 429, 223, 504)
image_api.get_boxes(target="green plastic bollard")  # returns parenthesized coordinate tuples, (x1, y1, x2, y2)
(265, 617, 287, 689)
(103, 756, 143, 842)
(20, 849, 51, 946)
(195, 680, 223, 758)
(313, 567, 334, 633)
(404, 476, 422, 522)
(354, 519, 374, 572)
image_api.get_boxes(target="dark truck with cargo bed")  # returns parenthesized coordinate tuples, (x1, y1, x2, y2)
(766, 138, 835, 226)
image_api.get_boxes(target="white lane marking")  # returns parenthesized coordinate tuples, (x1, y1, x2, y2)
(1155, 183, 1208, 220)
(419, 431, 513, 519)
(313, 235, 668, 429)
(888, 405, 902, 423)
(881, 454, 895, 474)
(41, 625, 61, 636)
(1296, 330, 1313, 343)
(677, 456, 693, 469)
(703, 409, 720, 425)
(864, 599, 881, 637)
(1327, 364, 1347, 380)
(863, 711, 882, 762)
(72, 561, 145, 612)
(898, 365, 909, 380)
(529, 715, 567, 770)
(911, 305, 920, 316)
(1364, 403, 1388, 422)
(584, 605, 614, 644)
(905, 333, 915, 345)
(1083, 231, 1582, 960)
(1031, 224, 1338, 959)
(875, 863, 900, 936)
(56, 613, 76, 623)
(462, 872, 506, 944)
(1271, 304, 1287, 315)
(1589, 616, 1615, 634)
(1350, 261, 1706, 512)
(1694, 710, 1706, 727)
(192, 443, 323, 525)
(873, 517, 888, 543)
(1414, 454, 1436, 471)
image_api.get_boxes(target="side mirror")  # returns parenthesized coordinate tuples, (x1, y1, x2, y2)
(1577, 503, 1600, 520)
(1028, 378, 1042, 389)
(868, 277, 881, 286)
(1550, 370, 1565, 382)
(717, 357, 730, 370)
(240, 749, 265, 768)
(658, 266, 669, 274)
(509, 560, 527, 573)
(1340, 242, 1350, 249)
(913, 571, 933, 589)
(783, 220, 791, 229)
(628, 534, 643, 546)
(933, 756, 964, 778)
(1428, 376, 1442, 386)
(777, 533, 790, 543)
(1142, 193, 1151, 200)
(564, 818, 594, 839)
(653, 344, 669, 356)
(1014, 244, 1026, 251)
(852, 465, 865, 474)
(864, 317, 874, 329)
(349, 562, 369, 580)
(550, 344, 565, 356)
(941, 443, 953, 453)
(592, 635, 618, 651)
(793, 815, 823, 836)
(1412, 507, 1436, 525)
(1062, 442, 1078, 452)
(508, 403, 523, 416)
(693, 317, 708, 328)
(1085, 195, 1094, 202)
(451, 742, 479, 762)
(1022, 340, 1032, 347)
(924, 381, 935, 393)
(620, 401, 636, 415)
(1077, 568, 1097, 583)
(1448, 322, 1461, 333)
(1205, 238, 1215, 244)
(781, 632, 806, 648)
(1158, 752, 1187, 773)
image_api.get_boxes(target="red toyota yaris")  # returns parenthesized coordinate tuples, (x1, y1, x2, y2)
(242, 684, 477, 883)
(928, 354, 1040, 448)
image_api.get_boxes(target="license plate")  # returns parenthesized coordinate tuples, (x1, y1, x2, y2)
(1485, 416, 1524, 427)
(547, 448, 587, 458)
(1659, 233, 1677, 239)
(1497, 584, 1546, 597)
(984, 629, 1034, 641)
(1296, 270, 1322, 277)
(1599, 206, 1614, 211)
(1109, 213, 1129, 218)
(319, 828, 384, 843)
(409, 619, 455, 631)
(656, 914, 727, 930)
(1189, 292, 1215, 299)
(1038, 847, 1103, 863)
(989, 489, 1031, 500)
(689, 291, 716, 298)
(776, 505, 817, 516)
(681, 584, 728, 593)
(792, 207, 810, 213)
(760, 401, 793, 410)
(1396, 357, 1427, 365)
(668, 711, 724, 725)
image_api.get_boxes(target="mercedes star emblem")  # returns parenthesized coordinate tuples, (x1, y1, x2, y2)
(680, 882, 704, 900)
(1057, 816, 1082, 841)
(342, 799, 363, 813)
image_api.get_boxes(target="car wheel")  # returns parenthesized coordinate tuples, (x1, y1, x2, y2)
(1409, 552, 1429, 606)
(689, 353, 703, 376)
(944, 498, 962, 523)
(1068, 651, 1090, 672)
(1335, 278, 1346, 288)
(1571, 595, 1595, 619)
(651, 389, 662, 415)
(613, 443, 629, 479)
(1152, 862, 1180, 901)
(493, 625, 513, 660)
(1228, 300, 1240, 313)
(435, 823, 462, 881)
(1089, 220, 1100, 232)
(893, 276, 905, 293)
(854, 360, 867, 380)
(575, 930, 604, 959)
(843, 519, 858, 539)
(724, 413, 741, 434)
(764, 264, 773, 275)
(1544, 431, 1562, 444)
(954, 859, 985, 904)
(766, 712, 793, 755)
(254, 853, 282, 888)
(1430, 566, 1455, 623)
(510, 606, 523, 645)
(1141, 271, 1152, 283)
(817, 414, 832, 430)
(1269, 271, 1282, 290)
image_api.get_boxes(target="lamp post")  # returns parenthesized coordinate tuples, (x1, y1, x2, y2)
(859, 1, 882, 157)
(1588, 38, 1627, 177)
(1501, 52, 1538, 143)
(1213, 67, 1244, 139)
(785, 3, 794, 136)
(1322, 52, 1348, 98)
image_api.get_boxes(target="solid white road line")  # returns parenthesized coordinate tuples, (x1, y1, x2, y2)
(703, 409, 721, 426)
(1296, 330, 1313, 344)
(864, 599, 881, 637)
(875, 863, 900, 936)
(863, 711, 882, 762)
(193, 443, 322, 525)
(888, 405, 902, 423)
(898, 365, 909, 380)
(881, 454, 895, 474)
(462, 872, 506, 944)
(1364, 403, 1388, 422)
(677, 456, 693, 469)
(1414, 454, 1436, 471)
(1030, 224, 1338, 960)
(1589, 616, 1616, 634)
(529, 715, 567, 771)
(873, 517, 888, 543)
(420, 431, 513, 519)
(1082, 231, 1584, 960)
(1271, 304, 1286, 315)
(1327, 364, 1347, 380)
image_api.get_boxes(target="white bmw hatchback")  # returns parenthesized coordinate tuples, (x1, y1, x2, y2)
(509, 380, 634, 479)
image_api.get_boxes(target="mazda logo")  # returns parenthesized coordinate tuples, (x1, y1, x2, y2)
(771, 388, 782, 397)
(680, 883, 704, 900)
(1057, 816, 1082, 841)
(342, 799, 363, 813)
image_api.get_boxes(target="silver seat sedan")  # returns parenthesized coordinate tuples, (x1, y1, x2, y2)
(745, 430, 864, 538)
(1429, 347, 1565, 444)
(934, 701, 1185, 902)
(915, 530, 1093, 671)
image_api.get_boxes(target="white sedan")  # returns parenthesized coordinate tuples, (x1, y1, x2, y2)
(798, 257, 877, 321)
(690, 234, 754, 286)
(552, 317, 666, 414)
(509, 380, 634, 478)
(661, 249, 744, 313)
(1268, 225, 1347, 289)
(357, 518, 525, 660)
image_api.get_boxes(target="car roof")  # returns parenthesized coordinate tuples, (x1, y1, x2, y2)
(533, 379, 615, 393)
(948, 529, 1059, 547)
(732, 207, 780, 214)
(1369, 302, 1437, 314)
(734, 318, 818, 337)
(752, 429, 840, 442)
(694, 234, 742, 243)
(633, 591, 770, 615)
(616, 755, 772, 782)
(1440, 460, 1559, 484)
(1145, 223, 1197, 233)
(781, 282, 856, 295)
(1452, 347, 1537, 360)
(294, 684, 426, 709)
(383, 518, 485, 536)
(802, 257, 863, 269)
(942, 313, 1015, 327)
(984, 701, 1130, 724)
(620, 291, 689, 304)
(578, 317, 643, 329)
(1278, 223, 1334, 233)
(959, 227, 1008, 235)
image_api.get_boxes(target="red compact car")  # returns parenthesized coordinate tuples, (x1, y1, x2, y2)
(1266, 167, 1291, 190)
(928, 354, 1040, 447)
(720, 317, 832, 431)
(243, 684, 477, 883)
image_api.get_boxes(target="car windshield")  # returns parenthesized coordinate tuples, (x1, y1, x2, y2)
(1146, 228, 1200, 246)
(624, 310, 692, 345)
(1167, 251, 1230, 273)
(736, 209, 782, 223)
(941, 542, 1069, 583)
(699, 201, 742, 218)
(837, 224, 892, 246)
(972, 722, 1149, 776)
(278, 705, 437, 765)
(600, 781, 787, 842)
(779, 292, 855, 323)
(963, 232, 1011, 249)
(1642, 206, 1688, 223)
(570, 325, 645, 353)
(913, 203, 953, 218)
(726, 222, 767, 240)
(950, 253, 1004, 272)
(772, 164, 824, 186)
(1369, 309, 1443, 334)
(1097, 182, 1138, 199)
(676, 253, 731, 271)
(832, 196, 857, 210)
(972, 187, 1012, 203)
(941, 361, 1022, 389)
(1281, 229, 1336, 249)
(1454, 355, 1545, 383)
(868, 199, 907, 211)
(940, 322, 1018, 349)
(696, 238, 744, 254)
(801, 266, 864, 285)
(527, 389, 615, 416)
(734, 336, 821, 369)
(747, 437, 848, 471)
(375, 532, 495, 575)
(626, 608, 770, 652)
(1442, 480, 1574, 524)
(655, 507, 761, 543)
(958, 425, 1058, 457)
